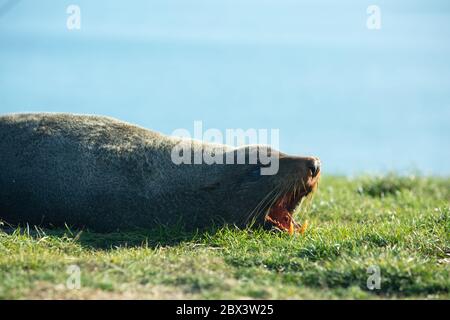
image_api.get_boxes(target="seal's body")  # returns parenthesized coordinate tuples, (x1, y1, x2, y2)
(0, 113, 320, 233)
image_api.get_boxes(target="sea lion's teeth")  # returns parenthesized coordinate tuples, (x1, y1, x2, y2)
(299, 220, 309, 234)
(288, 222, 294, 235)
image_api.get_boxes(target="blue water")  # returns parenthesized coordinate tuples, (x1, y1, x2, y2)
(1, 0, 449, 175)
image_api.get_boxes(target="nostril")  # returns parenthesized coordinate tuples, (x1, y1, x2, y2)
(308, 159, 321, 177)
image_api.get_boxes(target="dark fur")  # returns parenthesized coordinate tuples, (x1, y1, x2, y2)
(0, 113, 318, 232)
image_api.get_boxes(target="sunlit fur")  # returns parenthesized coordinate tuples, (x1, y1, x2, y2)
(0, 113, 320, 233)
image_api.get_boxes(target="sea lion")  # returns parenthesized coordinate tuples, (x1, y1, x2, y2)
(0, 113, 320, 233)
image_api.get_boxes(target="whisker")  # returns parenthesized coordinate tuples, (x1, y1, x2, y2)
(295, 177, 320, 225)
(255, 182, 284, 221)
(243, 186, 278, 226)
(253, 181, 286, 223)
(245, 174, 321, 233)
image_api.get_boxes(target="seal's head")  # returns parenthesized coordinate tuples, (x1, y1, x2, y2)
(260, 155, 321, 234)
(197, 146, 321, 235)
(242, 150, 320, 234)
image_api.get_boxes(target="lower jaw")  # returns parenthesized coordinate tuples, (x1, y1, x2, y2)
(262, 180, 318, 234)
(265, 217, 309, 235)
(265, 206, 302, 235)
(264, 188, 314, 234)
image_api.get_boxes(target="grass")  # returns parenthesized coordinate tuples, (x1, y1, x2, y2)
(0, 175, 449, 299)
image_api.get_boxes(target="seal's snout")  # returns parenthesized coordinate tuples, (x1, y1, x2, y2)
(262, 155, 321, 235)
(307, 158, 321, 177)
(278, 156, 321, 180)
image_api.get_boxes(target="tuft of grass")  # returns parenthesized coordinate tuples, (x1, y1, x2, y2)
(0, 175, 449, 299)
(356, 174, 450, 198)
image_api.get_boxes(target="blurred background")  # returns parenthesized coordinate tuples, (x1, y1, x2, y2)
(0, 0, 449, 175)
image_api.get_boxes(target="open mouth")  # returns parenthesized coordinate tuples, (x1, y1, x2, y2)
(264, 190, 307, 235)
(264, 174, 319, 235)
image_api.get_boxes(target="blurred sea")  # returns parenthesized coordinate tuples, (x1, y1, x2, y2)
(1, 0, 449, 175)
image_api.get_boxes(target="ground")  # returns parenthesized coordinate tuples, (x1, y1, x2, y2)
(0, 175, 449, 299)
